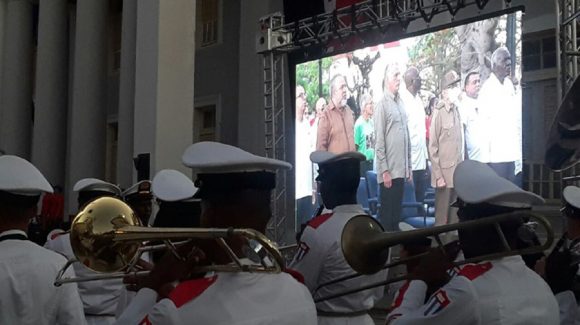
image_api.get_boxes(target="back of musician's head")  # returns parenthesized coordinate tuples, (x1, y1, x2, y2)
(200, 188, 272, 233)
(317, 160, 360, 209)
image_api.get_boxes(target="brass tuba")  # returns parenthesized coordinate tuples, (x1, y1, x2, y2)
(54, 197, 285, 286)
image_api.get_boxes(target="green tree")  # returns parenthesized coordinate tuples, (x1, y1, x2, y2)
(407, 28, 461, 97)
(296, 57, 332, 112)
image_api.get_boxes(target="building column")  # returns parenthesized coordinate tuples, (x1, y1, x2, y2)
(0, 0, 33, 158)
(32, 0, 69, 186)
(116, 0, 137, 189)
(66, 0, 108, 211)
(133, 0, 194, 177)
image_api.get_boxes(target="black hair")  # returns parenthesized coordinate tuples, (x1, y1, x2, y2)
(151, 200, 201, 263)
(0, 191, 40, 209)
(317, 160, 360, 193)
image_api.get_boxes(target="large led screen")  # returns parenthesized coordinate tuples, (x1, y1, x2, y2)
(295, 12, 522, 231)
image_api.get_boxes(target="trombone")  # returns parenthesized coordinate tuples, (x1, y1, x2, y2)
(54, 197, 285, 286)
(314, 211, 554, 302)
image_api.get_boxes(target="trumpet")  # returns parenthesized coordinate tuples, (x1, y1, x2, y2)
(54, 197, 285, 286)
(314, 211, 554, 302)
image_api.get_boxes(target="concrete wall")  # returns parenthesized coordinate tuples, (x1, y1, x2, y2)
(194, 0, 240, 145)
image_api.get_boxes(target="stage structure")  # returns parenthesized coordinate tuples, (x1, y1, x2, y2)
(257, 0, 515, 244)
(557, 0, 580, 100)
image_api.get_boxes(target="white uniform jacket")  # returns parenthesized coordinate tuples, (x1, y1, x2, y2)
(387, 256, 560, 324)
(0, 230, 86, 325)
(45, 232, 123, 325)
(114, 269, 317, 325)
(290, 204, 386, 325)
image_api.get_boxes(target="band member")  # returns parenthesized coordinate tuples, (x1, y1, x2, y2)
(115, 142, 317, 325)
(45, 178, 122, 325)
(291, 150, 386, 325)
(123, 180, 154, 226)
(386, 160, 559, 324)
(535, 185, 580, 324)
(0, 155, 85, 324)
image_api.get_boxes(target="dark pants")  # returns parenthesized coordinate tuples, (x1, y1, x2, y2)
(360, 160, 373, 176)
(488, 162, 516, 184)
(412, 169, 426, 203)
(296, 196, 314, 227)
(379, 178, 404, 231)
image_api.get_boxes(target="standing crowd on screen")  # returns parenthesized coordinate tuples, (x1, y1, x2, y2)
(295, 47, 523, 230)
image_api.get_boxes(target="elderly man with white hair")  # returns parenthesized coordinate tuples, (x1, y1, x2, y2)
(478, 46, 522, 184)
(374, 63, 412, 231)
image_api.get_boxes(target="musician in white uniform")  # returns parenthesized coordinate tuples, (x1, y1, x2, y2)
(535, 185, 580, 324)
(387, 160, 559, 324)
(116, 170, 200, 317)
(45, 178, 123, 325)
(291, 150, 386, 325)
(123, 180, 154, 226)
(115, 141, 317, 325)
(0, 155, 85, 325)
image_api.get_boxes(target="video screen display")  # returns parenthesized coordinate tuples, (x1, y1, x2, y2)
(294, 12, 522, 230)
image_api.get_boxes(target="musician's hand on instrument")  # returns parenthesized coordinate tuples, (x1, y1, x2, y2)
(141, 243, 206, 296)
(409, 248, 452, 289)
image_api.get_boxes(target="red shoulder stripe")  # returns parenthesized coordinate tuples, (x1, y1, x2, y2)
(392, 280, 411, 308)
(307, 213, 333, 229)
(284, 268, 305, 284)
(459, 262, 493, 280)
(49, 231, 66, 240)
(139, 316, 152, 325)
(168, 275, 218, 308)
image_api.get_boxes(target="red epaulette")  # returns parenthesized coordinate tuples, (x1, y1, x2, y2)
(284, 268, 305, 284)
(307, 213, 333, 229)
(168, 275, 218, 308)
(458, 262, 493, 280)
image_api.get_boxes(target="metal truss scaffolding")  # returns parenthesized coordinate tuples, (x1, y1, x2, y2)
(262, 14, 288, 243)
(558, 0, 580, 99)
(258, 0, 513, 244)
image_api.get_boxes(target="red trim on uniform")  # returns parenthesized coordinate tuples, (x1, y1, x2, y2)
(139, 316, 152, 325)
(284, 268, 305, 284)
(307, 213, 333, 229)
(459, 262, 493, 280)
(50, 231, 65, 240)
(392, 280, 411, 308)
(336, 0, 361, 9)
(168, 275, 218, 308)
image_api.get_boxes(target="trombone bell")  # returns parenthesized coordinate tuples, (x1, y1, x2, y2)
(341, 215, 389, 275)
(70, 197, 142, 273)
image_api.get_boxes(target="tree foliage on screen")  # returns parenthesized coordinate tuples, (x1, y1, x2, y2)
(296, 57, 332, 113)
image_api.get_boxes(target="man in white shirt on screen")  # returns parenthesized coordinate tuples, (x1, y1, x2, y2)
(296, 85, 316, 226)
(400, 66, 428, 204)
(478, 47, 521, 183)
(458, 69, 488, 162)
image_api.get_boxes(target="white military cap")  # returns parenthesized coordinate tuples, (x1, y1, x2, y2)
(152, 169, 198, 202)
(310, 151, 365, 165)
(454, 160, 544, 208)
(563, 186, 580, 210)
(182, 141, 292, 172)
(73, 178, 121, 196)
(122, 180, 152, 200)
(182, 141, 291, 197)
(0, 155, 53, 195)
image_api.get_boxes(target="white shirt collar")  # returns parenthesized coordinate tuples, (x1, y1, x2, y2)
(0, 229, 28, 238)
(332, 204, 364, 214)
